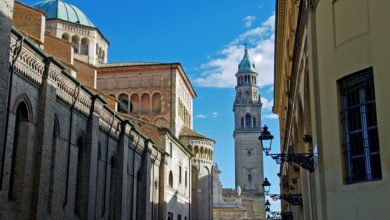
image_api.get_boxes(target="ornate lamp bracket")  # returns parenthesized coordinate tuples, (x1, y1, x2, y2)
(269, 194, 302, 206)
(269, 153, 316, 172)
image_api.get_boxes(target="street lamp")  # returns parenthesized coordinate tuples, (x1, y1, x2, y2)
(262, 179, 303, 206)
(265, 199, 271, 208)
(262, 177, 271, 194)
(259, 125, 317, 172)
(259, 125, 273, 155)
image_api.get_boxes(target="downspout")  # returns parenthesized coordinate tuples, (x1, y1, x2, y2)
(132, 130, 140, 219)
(210, 164, 214, 220)
(151, 149, 157, 220)
(63, 82, 81, 208)
(0, 36, 24, 190)
(170, 64, 174, 132)
(188, 156, 191, 220)
(102, 113, 115, 216)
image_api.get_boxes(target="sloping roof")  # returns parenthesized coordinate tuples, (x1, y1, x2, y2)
(97, 62, 162, 68)
(33, 0, 95, 28)
(179, 127, 215, 142)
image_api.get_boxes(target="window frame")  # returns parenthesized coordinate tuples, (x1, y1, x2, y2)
(339, 67, 382, 184)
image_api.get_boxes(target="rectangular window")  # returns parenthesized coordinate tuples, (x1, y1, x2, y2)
(168, 212, 174, 220)
(178, 214, 182, 220)
(241, 117, 244, 128)
(179, 166, 182, 184)
(339, 68, 381, 184)
(248, 174, 252, 182)
(185, 171, 188, 187)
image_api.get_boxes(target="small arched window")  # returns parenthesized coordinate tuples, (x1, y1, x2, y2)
(169, 171, 173, 188)
(247, 150, 252, 157)
(71, 35, 80, 53)
(118, 93, 129, 113)
(245, 113, 252, 128)
(248, 174, 252, 182)
(62, 33, 70, 42)
(80, 37, 89, 55)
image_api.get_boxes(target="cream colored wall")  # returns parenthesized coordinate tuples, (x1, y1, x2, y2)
(164, 136, 191, 218)
(312, 0, 390, 219)
(175, 70, 193, 134)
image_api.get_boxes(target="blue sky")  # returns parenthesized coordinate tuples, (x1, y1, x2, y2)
(22, 0, 281, 210)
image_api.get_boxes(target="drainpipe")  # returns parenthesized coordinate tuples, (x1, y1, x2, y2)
(0, 36, 24, 190)
(170, 64, 174, 132)
(63, 82, 81, 208)
(102, 113, 115, 216)
(151, 148, 157, 220)
(132, 130, 140, 219)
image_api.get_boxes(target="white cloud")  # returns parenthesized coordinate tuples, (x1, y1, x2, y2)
(195, 112, 220, 120)
(265, 114, 278, 119)
(243, 16, 256, 28)
(261, 97, 274, 111)
(194, 14, 275, 89)
(195, 114, 207, 119)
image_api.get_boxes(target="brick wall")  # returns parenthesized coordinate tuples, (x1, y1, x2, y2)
(13, 2, 45, 44)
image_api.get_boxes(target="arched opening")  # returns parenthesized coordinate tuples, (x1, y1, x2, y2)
(8, 102, 30, 201)
(130, 94, 139, 113)
(194, 146, 199, 158)
(152, 93, 161, 113)
(118, 93, 129, 113)
(80, 37, 89, 55)
(141, 93, 150, 114)
(75, 134, 85, 215)
(101, 51, 105, 63)
(71, 35, 80, 54)
(108, 155, 117, 219)
(62, 33, 70, 42)
(245, 113, 252, 128)
(169, 171, 173, 188)
(95, 44, 99, 55)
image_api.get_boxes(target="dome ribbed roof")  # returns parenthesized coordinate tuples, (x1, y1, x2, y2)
(32, 0, 95, 28)
(238, 46, 255, 73)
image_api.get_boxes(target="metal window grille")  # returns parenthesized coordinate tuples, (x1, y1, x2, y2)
(339, 68, 381, 184)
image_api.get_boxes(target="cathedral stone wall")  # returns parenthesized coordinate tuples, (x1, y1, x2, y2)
(0, 30, 164, 219)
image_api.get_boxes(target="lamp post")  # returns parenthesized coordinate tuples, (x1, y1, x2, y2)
(262, 179, 303, 206)
(259, 125, 316, 172)
(259, 125, 273, 155)
(262, 178, 271, 195)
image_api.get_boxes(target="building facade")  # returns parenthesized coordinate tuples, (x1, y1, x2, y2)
(273, 0, 390, 219)
(0, 0, 214, 219)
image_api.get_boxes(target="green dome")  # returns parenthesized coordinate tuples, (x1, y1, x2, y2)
(32, 0, 95, 28)
(238, 46, 256, 73)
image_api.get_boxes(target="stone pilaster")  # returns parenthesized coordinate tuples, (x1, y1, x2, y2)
(0, 0, 14, 188)
(82, 95, 101, 219)
(137, 140, 153, 220)
(31, 58, 58, 219)
(114, 121, 129, 220)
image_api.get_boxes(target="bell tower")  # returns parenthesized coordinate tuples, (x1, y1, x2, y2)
(233, 46, 264, 192)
